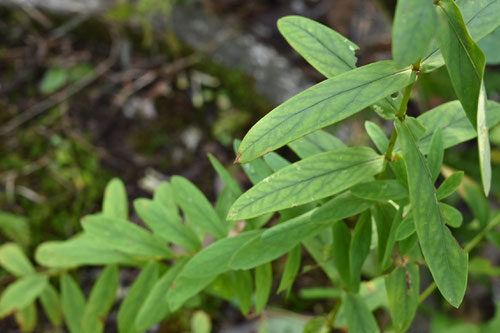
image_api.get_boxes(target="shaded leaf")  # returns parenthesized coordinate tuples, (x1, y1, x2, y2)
(365, 121, 389, 154)
(351, 180, 408, 202)
(118, 262, 159, 333)
(395, 119, 468, 307)
(439, 203, 463, 228)
(385, 264, 420, 333)
(396, 214, 415, 241)
(60, 274, 86, 333)
(288, 130, 346, 159)
(15, 302, 37, 332)
(254, 262, 272, 314)
(0, 211, 30, 247)
(350, 212, 372, 292)
(392, 0, 437, 67)
(277, 245, 302, 294)
(427, 128, 444, 183)
(39, 284, 62, 327)
(208, 153, 242, 196)
(331, 222, 352, 289)
(437, 171, 464, 200)
(233, 270, 253, 315)
(343, 293, 379, 333)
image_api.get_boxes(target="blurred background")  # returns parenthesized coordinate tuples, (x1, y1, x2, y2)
(0, 0, 499, 332)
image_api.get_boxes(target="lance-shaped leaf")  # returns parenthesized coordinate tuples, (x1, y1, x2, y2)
(0, 243, 35, 277)
(228, 147, 384, 220)
(171, 176, 228, 239)
(82, 265, 119, 333)
(15, 302, 37, 332)
(233, 270, 253, 315)
(392, 0, 437, 67)
(436, 0, 485, 129)
(395, 119, 468, 307)
(208, 153, 242, 196)
(61, 274, 86, 333)
(288, 130, 346, 159)
(350, 212, 372, 292)
(365, 121, 389, 154)
(385, 264, 420, 333)
(477, 83, 491, 195)
(40, 284, 62, 327)
(277, 245, 302, 294)
(153, 182, 178, 215)
(134, 199, 201, 251)
(136, 262, 187, 330)
(421, 0, 500, 71)
(236, 61, 415, 162)
(254, 262, 272, 314)
(102, 178, 128, 219)
(81, 216, 173, 260)
(263, 152, 291, 172)
(0, 274, 47, 317)
(277, 15, 358, 78)
(35, 233, 136, 268)
(440, 203, 463, 228)
(417, 100, 500, 153)
(437, 171, 464, 200)
(427, 128, 444, 183)
(331, 222, 352, 289)
(343, 293, 379, 333)
(118, 262, 159, 333)
(351, 180, 408, 202)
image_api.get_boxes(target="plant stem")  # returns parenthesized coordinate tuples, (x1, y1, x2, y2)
(325, 297, 343, 329)
(418, 213, 500, 304)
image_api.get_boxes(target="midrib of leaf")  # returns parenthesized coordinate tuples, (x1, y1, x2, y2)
(285, 20, 356, 70)
(233, 155, 383, 212)
(241, 67, 411, 153)
(423, 0, 498, 63)
(401, 120, 459, 302)
(438, 4, 482, 79)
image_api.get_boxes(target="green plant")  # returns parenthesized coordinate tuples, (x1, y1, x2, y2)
(1, 0, 500, 332)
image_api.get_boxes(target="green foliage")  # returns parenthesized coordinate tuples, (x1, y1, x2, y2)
(1, 1, 500, 332)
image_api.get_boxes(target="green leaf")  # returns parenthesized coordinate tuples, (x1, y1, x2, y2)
(343, 293, 379, 333)
(350, 212, 372, 292)
(254, 262, 272, 314)
(395, 119, 468, 307)
(299, 287, 342, 300)
(436, 0, 485, 129)
(233, 139, 273, 184)
(61, 274, 86, 333)
(39, 284, 62, 326)
(82, 215, 173, 260)
(477, 83, 491, 195)
(153, 182, 179, 215)
(171, 176, 227, 239)
(390, 154, 408, 188)
(0, 243, 35, 277)
(396, 214, 415, 241)
(439, 203, 463, 228)
(385, 264, 420, 333)
(35, 233, 136, 268)
(421, 0, 500, 72)
(365, 121, 389, 154)
(208, 153, 242, 196)
(277, 15, 358, 78)
(236, 61, 415, 162)
(118, 262, 159, 333)
(351, 180, 408, 202)
(382, 206, 404, 272)
(468, 257, 500, 276)
(102, 178, 128, 219)
(39, 68, 68, 94)
(478, 27, 500, 65)
(166, 274, 215, 313)
(263, 193, 372, 249)
(263, 152, 291, 172)
(437, 171, 464, 200)
(181, 230, 263, 278)
(232, 270, 253, 315)
(372, 203, 396, 272)
(0, 274, 47, 317)
(277, 245, 302, 294)
(392, 0, 437, 67)
(191, 310, 211, 333)
(463, 182, 490, 226)
(0, 211, 30, 247)
(136, 261, 187, 330)
(134, 198, 201, 251)
(15, 302, 37, 332)
(417, 100, 500, 153)
(331, 222, 352, 289)
(229, 147, 384, 220)
(288, 130, 346, 159)
(427, 128, 444, 183)
(82, 265, 119, 333)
